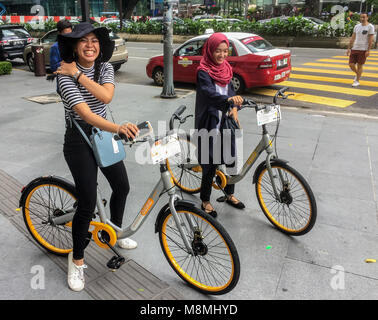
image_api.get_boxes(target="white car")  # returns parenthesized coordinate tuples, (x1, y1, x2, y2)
(101, 18, 132, 29)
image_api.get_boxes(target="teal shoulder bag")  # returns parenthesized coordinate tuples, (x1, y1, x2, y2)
(71, 115, 126, 168)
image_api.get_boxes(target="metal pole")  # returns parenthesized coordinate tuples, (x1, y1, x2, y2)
(119, 0, 123, 29)
(161, 0, 177, 99)
(80, 0, 90, 22)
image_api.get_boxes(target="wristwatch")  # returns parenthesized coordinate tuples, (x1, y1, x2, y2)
(73, 70, 83, 82)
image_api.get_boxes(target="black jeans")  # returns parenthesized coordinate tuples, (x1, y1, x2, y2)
(200, 164, 235, 202)
(63, 122, 130, 260)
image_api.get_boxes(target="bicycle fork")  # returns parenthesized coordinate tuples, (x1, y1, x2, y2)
(263, 131, 286, 201)
(162, 170, 196, 256)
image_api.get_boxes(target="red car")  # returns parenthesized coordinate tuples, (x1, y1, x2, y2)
(146, 32, 291, 94)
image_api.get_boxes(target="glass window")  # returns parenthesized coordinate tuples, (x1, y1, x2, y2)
(42, 31, 58, 43)
(243, 39, 274, 53)
(177, 40, 205, 56)
(228, 42, 237, 57)
(1, 27, 30, 38)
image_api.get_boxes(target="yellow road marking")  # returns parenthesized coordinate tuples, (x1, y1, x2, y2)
(290, 73, 378, 87)
(279, 80, 377, 97)
(332, 56, 378, 61)
(303, 62, 378, 71)
(317, 59, 378, 66)
(250, 88, 355, 108)
(292, 67, 378, 78)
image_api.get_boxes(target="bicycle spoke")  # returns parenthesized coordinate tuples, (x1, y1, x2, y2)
(161, 209, 236, 291)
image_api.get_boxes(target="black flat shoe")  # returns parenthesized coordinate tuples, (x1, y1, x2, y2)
(226, 199, 245, 209)
(217, 195, 245, 209)
(201, 204, 217, 218)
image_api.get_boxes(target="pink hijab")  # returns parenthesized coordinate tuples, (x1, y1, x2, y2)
(197, 33, 233, 87)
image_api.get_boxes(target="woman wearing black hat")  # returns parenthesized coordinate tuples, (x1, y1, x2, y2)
(55, 22, 139, 292)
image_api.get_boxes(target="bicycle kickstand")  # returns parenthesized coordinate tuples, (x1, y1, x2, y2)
(100, 234, 126, 271)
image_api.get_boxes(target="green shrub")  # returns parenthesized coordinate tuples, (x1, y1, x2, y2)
(10, 15, 359, 38)
(369, 13, 378, 25)
(0, 61, 12, 75)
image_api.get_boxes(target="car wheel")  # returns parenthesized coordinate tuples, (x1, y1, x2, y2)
(152, 67, 164, 86)
(113, 64, 122, 72)
(27, 53, 34, 72)
(231, 74, 245, 95)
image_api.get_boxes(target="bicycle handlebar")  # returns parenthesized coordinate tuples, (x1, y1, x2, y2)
(240, 87, 292, 111)
(115, 105, 192, 144)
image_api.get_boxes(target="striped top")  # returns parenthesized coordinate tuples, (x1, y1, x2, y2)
(58, 62, 115, 121)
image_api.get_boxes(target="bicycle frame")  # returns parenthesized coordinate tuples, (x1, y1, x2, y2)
(51, 163, 196, 254)
(181, 123, 282, 200)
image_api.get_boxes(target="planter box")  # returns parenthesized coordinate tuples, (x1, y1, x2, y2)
(118, 33, 193, 44)
(29, 31, 374, 49)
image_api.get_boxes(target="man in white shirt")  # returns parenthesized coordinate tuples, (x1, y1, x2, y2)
(346, 13, 375, 87)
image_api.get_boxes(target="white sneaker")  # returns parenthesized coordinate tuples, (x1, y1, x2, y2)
(67, 251, 87, 292)
(117, 237, 138, 249)
(352, 80, 360, 87)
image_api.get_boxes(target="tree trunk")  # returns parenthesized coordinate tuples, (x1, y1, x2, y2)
(123, 0, 140, 19)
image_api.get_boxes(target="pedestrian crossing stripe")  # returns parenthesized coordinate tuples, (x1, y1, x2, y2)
(290, 73, 378, 88)
(303, 62, 378, 71)
(317, 59, 378, 66)
(292, 67, 378, 78)
(332, 56, 378, 61)
(249, 88, 355, 108)
(279, 80, 377, 97)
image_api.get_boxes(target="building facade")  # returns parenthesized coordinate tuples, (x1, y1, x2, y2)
(0, 0, 118, 17)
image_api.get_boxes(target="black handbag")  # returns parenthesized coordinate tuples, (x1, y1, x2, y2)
(222, 114, 240, 135)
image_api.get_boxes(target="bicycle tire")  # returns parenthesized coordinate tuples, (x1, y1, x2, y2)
(20, 177, 76, 256)
(157, 205, 240, 295)
(166, 133, 202, 194)
(255, 161, 317, 236)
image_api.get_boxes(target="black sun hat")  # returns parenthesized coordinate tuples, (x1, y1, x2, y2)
(57, 22, 114, 63)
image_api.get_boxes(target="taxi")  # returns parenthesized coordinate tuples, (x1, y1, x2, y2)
(146, 31, 291, 94)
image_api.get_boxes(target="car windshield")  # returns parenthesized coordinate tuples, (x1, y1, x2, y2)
(2, 27, 29, 38)
(109, 31, 119, 40)
(243, 38, 274, 53)
(306, 17, 325, 24)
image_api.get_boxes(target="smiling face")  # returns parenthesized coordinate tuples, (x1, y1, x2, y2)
(75, 32, 100, 67)
(212, 41, 229, 65)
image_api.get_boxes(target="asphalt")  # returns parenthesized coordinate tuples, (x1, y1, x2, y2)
(0, 68, 378, 301)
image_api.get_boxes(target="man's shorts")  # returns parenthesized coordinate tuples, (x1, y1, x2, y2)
(349, 50, 367, 65)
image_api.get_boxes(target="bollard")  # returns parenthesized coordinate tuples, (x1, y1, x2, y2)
(32, 44, 46, 76)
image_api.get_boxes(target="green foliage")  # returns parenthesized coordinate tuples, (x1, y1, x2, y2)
(0, 61, 12, 75)
(369, 13, 378, 24)
(9, 15, 359, 38)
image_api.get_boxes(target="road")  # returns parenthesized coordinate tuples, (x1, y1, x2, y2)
(12, 42, 378, 114)
(3, 43, 378, 301)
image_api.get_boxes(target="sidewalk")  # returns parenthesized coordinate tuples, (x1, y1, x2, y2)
(0, 69, 378, 300)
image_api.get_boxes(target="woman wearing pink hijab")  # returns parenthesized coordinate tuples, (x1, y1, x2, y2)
(194, 33, 245, 218)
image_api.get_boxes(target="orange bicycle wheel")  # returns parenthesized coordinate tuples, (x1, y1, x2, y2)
(157, 205, 240, 295)
(21, 177, 76, 256)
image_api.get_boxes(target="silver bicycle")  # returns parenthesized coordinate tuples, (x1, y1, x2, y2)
(167, 87, 317, 236)
(19, 106, 240, 295)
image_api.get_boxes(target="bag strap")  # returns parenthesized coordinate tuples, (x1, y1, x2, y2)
(70, 114, 93, 149)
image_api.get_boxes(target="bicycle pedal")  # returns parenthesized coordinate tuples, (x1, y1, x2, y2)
(107, 255, 125, 271)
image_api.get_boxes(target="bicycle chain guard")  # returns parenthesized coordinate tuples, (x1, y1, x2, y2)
(212, 170, 227, 190)
(89, 221, 117, 249)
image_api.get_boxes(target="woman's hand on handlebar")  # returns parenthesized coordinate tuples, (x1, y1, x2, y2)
(118, 122, 139, 140)
(227, 95, 243, 107)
